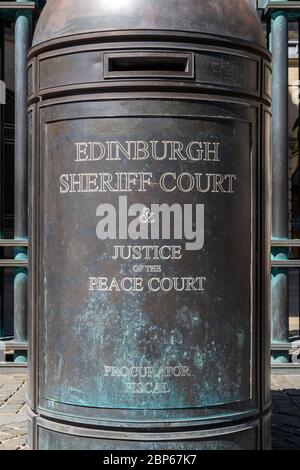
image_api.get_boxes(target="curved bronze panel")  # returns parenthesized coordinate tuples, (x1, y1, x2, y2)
(32, 0, 266, 48)
(28, 0, 271, 450)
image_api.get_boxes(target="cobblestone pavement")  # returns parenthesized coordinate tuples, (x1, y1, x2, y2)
(0, 373, 300, 450)
(271, 375, 300, 450)
(0, 374, 27, 450)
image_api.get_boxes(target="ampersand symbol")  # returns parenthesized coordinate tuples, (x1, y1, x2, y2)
(139, 208, 155, 224)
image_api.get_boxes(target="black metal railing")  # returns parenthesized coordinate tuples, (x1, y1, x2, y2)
(260, 1, 300, 372)
(0, 1, 40, 366)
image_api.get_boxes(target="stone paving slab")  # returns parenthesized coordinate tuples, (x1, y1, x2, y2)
(0, 374, 27, 450)
(271, 375, 300, 450)
(0, 372, 299, 450)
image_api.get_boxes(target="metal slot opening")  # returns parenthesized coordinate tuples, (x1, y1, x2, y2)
(104, 52, 194, 79)
(110, 56, 188, 72)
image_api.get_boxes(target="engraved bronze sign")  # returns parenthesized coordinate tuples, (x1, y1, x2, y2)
(43, 115, 252, 409)
(28, 0, 271, 450)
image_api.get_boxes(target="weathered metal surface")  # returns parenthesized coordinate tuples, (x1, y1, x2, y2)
(28, 0, 271, 450)
(0, 3, 38, 24)
(0, 23, 4, 340)
(14, 3, 31, 363)
(32, 0, 266, 48)
(37, 419, 261, 450)
(270, 12, 289, 363)
(264, 2, 300, 19)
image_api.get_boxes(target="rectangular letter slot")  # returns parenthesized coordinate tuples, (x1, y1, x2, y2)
(104, 52, 194, 79)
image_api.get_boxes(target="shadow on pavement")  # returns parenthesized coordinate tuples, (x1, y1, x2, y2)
(272, 388, 300, 449)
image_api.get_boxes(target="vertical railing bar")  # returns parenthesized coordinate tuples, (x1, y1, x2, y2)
(271, 10, 290, 363)
(0, 23, 4, 340)
(298, 17, 300, 343)
(14, 0, 31, 363)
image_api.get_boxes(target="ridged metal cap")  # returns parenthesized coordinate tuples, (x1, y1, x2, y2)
(32, 0, 266, 48)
